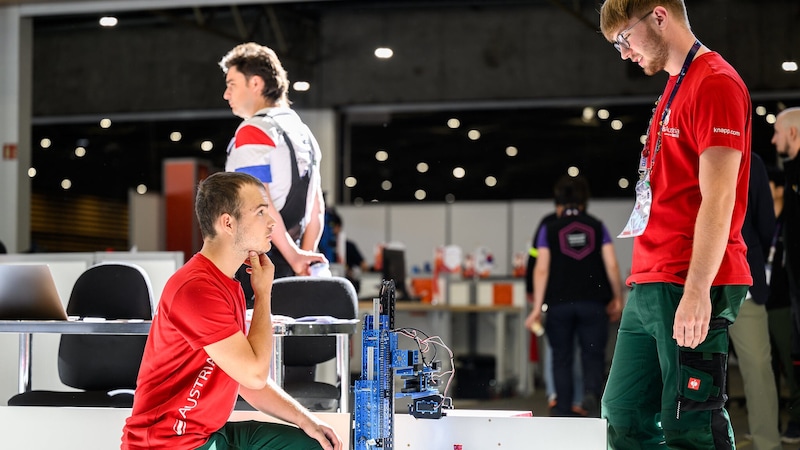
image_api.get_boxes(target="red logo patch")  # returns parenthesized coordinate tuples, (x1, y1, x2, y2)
(687, 377, 701, 391)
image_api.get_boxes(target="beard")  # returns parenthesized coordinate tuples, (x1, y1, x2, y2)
(641, 25, 670, 76)
(775, 137, 792, 159)
(777, 146, 798, 161)
(234, 228, 271, 255)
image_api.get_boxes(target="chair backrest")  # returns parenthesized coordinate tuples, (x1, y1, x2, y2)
(271, 276, 358, 367)
(58, 262, 154, 390)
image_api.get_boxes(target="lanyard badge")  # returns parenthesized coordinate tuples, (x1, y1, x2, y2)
(619, 172, 652, 238)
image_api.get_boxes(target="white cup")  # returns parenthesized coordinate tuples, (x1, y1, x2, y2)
(310, 262, 332, 277)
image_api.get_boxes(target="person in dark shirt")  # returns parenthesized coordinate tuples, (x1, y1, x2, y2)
(525, 174, 623, 417)
(770, 107, 800, 443)
(727, 153, 780, 449)
(327, 210, 368, 293)
(527, 210, 587, 414)
(764, 165, 800, 443)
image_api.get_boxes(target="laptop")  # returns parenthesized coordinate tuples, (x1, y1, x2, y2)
(0, 264, 69, 320)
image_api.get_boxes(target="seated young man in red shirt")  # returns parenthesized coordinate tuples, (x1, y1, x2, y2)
(121, 171, 341, 450)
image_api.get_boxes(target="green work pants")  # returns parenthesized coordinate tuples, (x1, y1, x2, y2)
(602, 282, 747, 449)
(195, 421, 323, 450)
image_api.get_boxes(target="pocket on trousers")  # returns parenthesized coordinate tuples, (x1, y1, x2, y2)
(676, 320, 729, 414)
(677, 353, 724, 408)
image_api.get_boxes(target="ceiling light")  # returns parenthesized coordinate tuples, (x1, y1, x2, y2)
(505, 146, 518, 157)
(74, 146, 86, 157)
(582, 107, 595, 122)
(782, 61, 798, 72)
(374, 47, 393, 59)
(61, 179, 72, 190)
(28, 167, 36, 178)
(467, 130, 481, 140)
(567, 166, 580, 177)
(99, 118, 112, 129)
(381, 180, 392, 190)
(293, 81, 311, 92)
(414, 189, 426, 200)
(136, 184, 148, 194)
(447, 118, 461, 129)
(618, 178, 630, 189)
(611, 119, 623, 130)
(453, 167, 466, 179)
(755, 106, 767, 116)
(200, 140, 213, 151)
(375, 150, 388, 162)
(597, 109, 610, 120)
(169, 131, 182, 142)
(416, 162, 429, 173)
(485, 176, 497, 187)
(99, 16, 118, 27)
(344, 176, 357, 188)
(40, 138, 51, 149)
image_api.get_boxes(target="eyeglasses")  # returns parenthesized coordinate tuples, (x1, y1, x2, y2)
(613, 9, 654, 53)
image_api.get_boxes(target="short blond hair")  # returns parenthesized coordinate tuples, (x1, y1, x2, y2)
(599, 0, 689, 42)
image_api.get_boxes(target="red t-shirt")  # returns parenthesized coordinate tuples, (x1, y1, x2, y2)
(627, 51, 752, 287)
(121, 253, 246, 449)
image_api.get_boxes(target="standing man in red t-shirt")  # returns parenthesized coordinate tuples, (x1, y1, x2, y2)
(121, 172, 341, 450)
(599, 1, 752, 448)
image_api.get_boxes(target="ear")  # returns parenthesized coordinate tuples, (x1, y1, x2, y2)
(217, 212, 236, 237)
(248, 75, 264, 94)
(652, 6, 668, 28)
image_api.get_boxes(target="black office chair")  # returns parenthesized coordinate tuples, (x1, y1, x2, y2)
(238, 276, 358, 412)
(8, 262, 154, 407)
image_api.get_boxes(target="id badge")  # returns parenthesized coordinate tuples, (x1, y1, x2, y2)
(618, 175, 652, 238)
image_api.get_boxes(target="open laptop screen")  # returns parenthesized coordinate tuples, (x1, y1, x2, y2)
(0, 264, 68, 320)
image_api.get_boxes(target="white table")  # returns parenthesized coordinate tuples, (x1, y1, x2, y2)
(0, 406, 608, 450)
(394, 409, 607, 449)
(0, 406, 353, 450)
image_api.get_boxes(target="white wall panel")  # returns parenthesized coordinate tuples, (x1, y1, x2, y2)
(450, 202, 510, 275)
(337, 204, 387, 270)
(387, 203, 446, 275)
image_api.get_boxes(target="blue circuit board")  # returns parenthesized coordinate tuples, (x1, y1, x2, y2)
(353, 280, 446, 450)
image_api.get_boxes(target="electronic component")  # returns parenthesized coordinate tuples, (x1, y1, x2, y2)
(353, 279, 452, 450)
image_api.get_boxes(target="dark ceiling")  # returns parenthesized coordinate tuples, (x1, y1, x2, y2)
(23, 0, 800, 204)
(30, 98, 792, 204)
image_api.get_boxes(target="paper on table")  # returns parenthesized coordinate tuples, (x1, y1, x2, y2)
(295, 316, 359, 324)
(271, 314, 296, 324)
